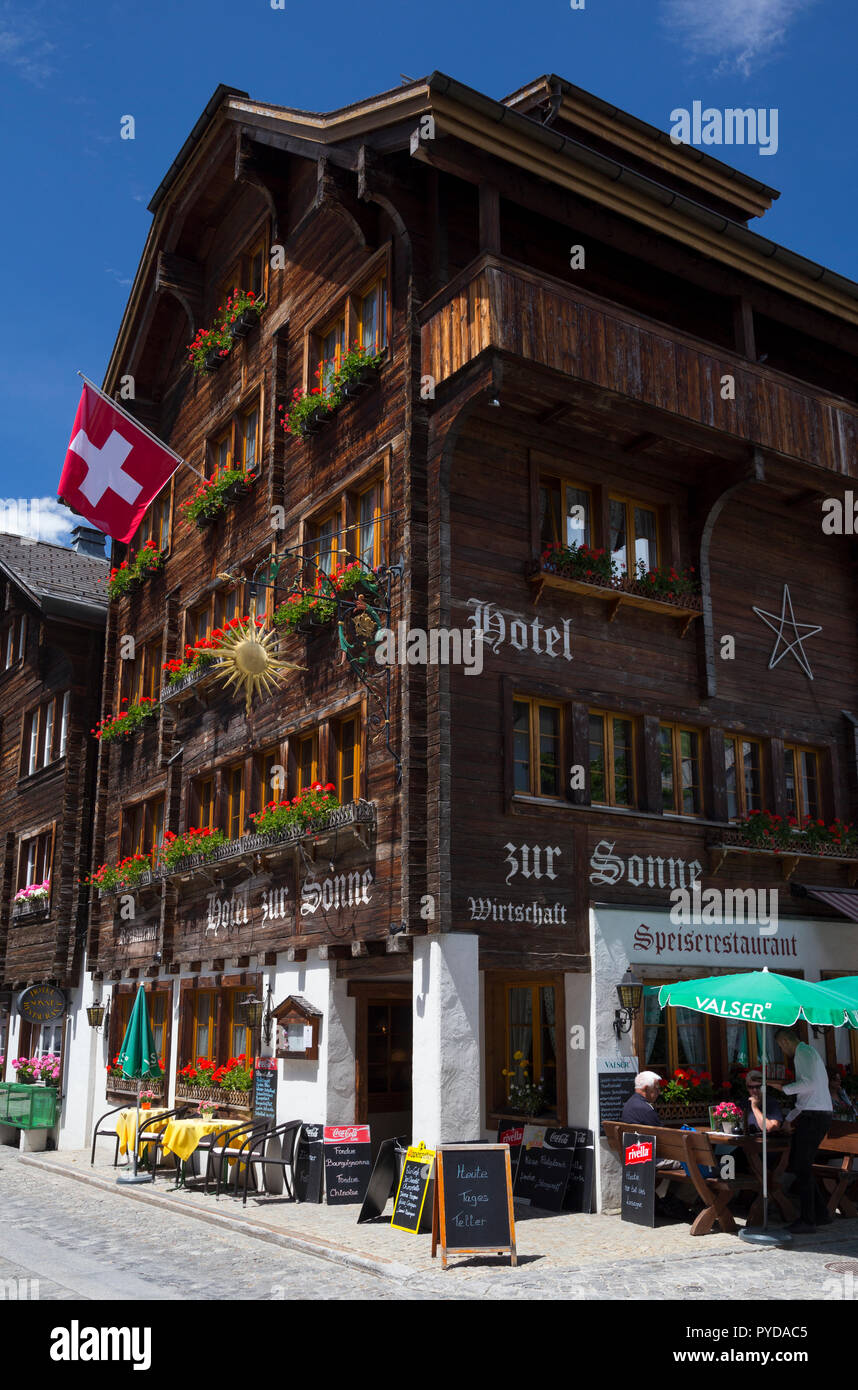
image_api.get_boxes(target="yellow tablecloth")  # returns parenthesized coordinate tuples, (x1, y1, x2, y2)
(160, 1117, 252, 1164)
(115, 1107, 171, 1156)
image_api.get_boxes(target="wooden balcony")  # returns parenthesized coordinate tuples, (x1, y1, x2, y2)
(420, 254, 858, 478)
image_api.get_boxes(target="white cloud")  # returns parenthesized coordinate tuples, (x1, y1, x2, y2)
(0, 497, 76, 545)
(105, 267, 132, 287)
(660, 0, 817, 75)
(0, 7, 55, 85)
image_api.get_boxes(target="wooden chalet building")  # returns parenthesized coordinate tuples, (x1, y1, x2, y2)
(83, 73, 858, 1205)
(0, 527, 107, 1147)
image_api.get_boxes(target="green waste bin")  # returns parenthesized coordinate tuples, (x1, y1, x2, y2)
(0, 1082, 59, 1129)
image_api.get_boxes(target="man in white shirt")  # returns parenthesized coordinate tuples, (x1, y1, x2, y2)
(768, 1029, 833, 1233)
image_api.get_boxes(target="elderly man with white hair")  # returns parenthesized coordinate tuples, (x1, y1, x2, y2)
(621, 1069, 690, 1211)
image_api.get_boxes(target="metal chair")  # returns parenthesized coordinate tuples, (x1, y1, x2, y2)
(90, 1103, 129, 1168)
(192, 1120, 267, 1195)
(236, 1120, 303, 1206)
(135, 1104, 193, 1180)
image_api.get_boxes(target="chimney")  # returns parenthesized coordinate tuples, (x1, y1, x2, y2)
(70, 525, 106, 559)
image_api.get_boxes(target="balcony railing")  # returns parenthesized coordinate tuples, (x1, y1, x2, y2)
(420, 253, 858, 478)
(707, 826, 858, 883)
(98, 800, 377, 898)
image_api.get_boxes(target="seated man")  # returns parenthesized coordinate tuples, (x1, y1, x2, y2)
(621, 1070, 688, 1211)
(829, 1069, 858, 1120)
(745, 1070, 785, 1135)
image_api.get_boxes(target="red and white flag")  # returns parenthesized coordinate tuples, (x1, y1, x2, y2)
(58, 382, 182, 543)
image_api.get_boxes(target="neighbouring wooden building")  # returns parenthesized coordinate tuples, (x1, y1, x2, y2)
(0, 526, 107, 1142)
(77, 72, 858, 1206)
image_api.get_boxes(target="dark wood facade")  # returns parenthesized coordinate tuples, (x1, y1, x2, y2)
(0, 532, 107, 1071)
(87, 72, 858, 1124)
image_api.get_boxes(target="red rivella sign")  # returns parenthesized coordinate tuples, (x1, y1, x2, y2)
(625, 1142, 653, 1165)
(324, 1125, 371, 1144)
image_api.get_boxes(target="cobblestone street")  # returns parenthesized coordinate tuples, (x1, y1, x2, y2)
(4, 1149, 858, 1302)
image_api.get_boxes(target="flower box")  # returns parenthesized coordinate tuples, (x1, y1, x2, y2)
(203, 350, 224, 372)
(528, 564, 702, 636)
(230, 309, 260, 340)
(108, 1076, 164, 1098)
(176, 1084, 250, 1108)
(11, 899, 50, 922)
(658, 1103, 711, 1123)
(707, 827, 858, 882)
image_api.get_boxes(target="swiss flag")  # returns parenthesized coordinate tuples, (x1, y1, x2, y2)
(58, 383, 181, 543)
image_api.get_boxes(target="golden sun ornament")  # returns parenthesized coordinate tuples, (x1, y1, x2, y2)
(210, 614, 305, 715)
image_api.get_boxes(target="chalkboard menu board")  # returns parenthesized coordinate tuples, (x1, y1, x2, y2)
(391, 1144, 435, 1233)
(252, 1060, 277, 1123)
(513, 1144, 542, 1203)
(357, 1136, 405, 1224)
(294, 1123, 324, 1203)
(323, 1125, 373, 1205)
(564, 1129, 595, 1214)
(598, 1069, 638, 1134)
(513, 1129, 577, 1212)
(432, 1145, 517, 1268)
(621, 1130, 656, 1228)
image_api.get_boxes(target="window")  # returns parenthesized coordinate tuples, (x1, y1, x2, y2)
(609, 495, 658, 578)
(188, 604, 211, 646)
(4, 615, 26, 670)
(149, 993, 168, 1069)
(24, 696, 66, 774)
(18, 830, 53, 893)
(255, 748, 285, 811)
(358, 278, 387, 355)
(319, 314, 346, 392)
(336, 715, 360, 803)
(220, 233, 268, 307)
(209, 429, 232, 480)
(296, 732, 318, 793)
(512, 697, 562, 798)
(639, 987, 711, 1073)
(120, 798, 165, 859)
(725, 736, 763, 820)
(589, 710, 635, 807)
(240, 403, 260, 472)
(228, 991, 253, 1062)
(122, 639, 160, 705)
(310, 510, 340, 581)
(193, 777, 215, 831)
(355, 481, 383, 569)
(224, 763, 245, 840)
(784, 745, 820, 824)
(659, 724, 702, 816)
(132, 490, 171, 553)
(214, 586, 240, 631)
(539, 478, 591, 550)
(503, 982, 558, 1114)
(192, 990, 217, 1062)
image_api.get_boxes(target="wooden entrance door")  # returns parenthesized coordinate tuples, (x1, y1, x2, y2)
(352, 982, 412, 1145)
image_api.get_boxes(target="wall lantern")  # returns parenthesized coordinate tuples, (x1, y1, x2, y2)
(86, 1003, 106, 1031)
(613, 976, 643, 1039)
(241, 995, 264, 1030)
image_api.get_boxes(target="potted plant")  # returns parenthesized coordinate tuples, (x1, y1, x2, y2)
(272, 587, 337, 637)
(501, 1052, 546, 1119)
(179, 465, 257, 528)
(157, 826, 227, 871)
(333, 342, 384, 399)
(13, 1056, 37, 1084)
(13, 880, 50, 915)
(140, 1089, 156, 1112)
(106, 540, 166, 601)
(92, 696, 160, 743)
(712, 1100, 743, 1135)
(278, 370, 340, 439)
(249, 783, 339, 837)
(658, 1066, 714, 1118)
(223, 288, 265, 339)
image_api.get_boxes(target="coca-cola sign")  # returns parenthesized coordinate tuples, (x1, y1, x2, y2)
(324, 1125, 371, 1144)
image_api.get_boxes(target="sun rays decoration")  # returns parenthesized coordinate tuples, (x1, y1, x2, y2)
(210, 611, 305, 715)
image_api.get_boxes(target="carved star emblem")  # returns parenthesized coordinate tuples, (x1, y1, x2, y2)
(752, 584, 821, 681)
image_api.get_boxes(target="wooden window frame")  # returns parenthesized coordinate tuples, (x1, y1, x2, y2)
(538, 475, 594, 550)
(783, 743, 821, 825)
(119, 796, 165, 859)
(296, 731, 319, 795)
(589, 708, 637, 809)
(608, 491, 661, 579)
(206, 387, 264, 479)
(22, 695, 65, 776)
(512, 695, 564, 801)
(335, 712, 361, 804)
(131, 485, 172, 556)
(254, 745, 287, 814)
(658, 722, 703, 818)
(352, 477, 385, 570)
(485, 972, 567, 1127)
(16, 825, 55, 897)
(220, 228, 269, 309)
(724, 734, 764, 821)
(303, 247, 391, 393)
(223, 760, 247, 841)
(635, 983, 713, 1076)
(3, 614, 26, 672)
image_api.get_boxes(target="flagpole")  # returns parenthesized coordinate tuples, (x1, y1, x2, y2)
(76, 372, 206, 481)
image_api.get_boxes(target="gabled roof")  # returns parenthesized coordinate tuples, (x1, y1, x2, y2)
(0, 533, 108, 625)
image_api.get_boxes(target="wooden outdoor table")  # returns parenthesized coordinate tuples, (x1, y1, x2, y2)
(704, 1130, 796, 1226)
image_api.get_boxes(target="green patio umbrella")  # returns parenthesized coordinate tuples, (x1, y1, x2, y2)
(656, 970, 858, 1245)
(824, 977, 858, 1007)
(115, 986, 162, 1186)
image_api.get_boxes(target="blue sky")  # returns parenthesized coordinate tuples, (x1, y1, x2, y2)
(1, 0, 855, 542)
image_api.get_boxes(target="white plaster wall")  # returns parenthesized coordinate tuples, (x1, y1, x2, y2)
(412, 934, 481, 1147)
(267, 955, 353, 1126)
(590, 905, 858, 1211)
(565, 971, 591, 1129)
(57, 961, 99, 1149)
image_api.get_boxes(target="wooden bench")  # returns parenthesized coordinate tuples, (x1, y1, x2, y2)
(813, 1122, 858, 1219)
(602, 1121, 754, 1236)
